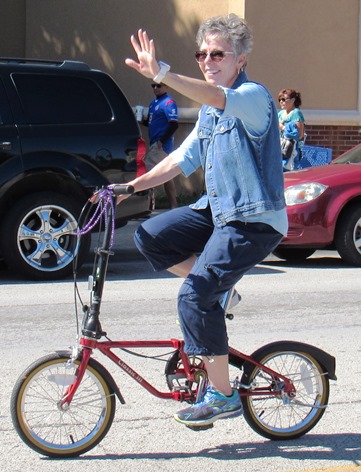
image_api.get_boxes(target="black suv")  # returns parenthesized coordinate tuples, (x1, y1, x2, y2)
(0, 58, 152, 280)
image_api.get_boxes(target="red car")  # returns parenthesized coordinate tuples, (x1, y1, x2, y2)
(273, 143, 361, 266)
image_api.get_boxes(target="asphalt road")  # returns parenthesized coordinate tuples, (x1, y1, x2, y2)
(0, 214, 360, 472)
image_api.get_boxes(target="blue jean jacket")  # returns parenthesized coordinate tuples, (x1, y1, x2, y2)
(174, 72, 286, 228)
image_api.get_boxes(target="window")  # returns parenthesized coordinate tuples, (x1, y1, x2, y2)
(0, 79, 12, 125)
(12, 74, 113, 124)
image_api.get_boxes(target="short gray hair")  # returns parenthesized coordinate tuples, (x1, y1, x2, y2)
(196, 14, 253, 56)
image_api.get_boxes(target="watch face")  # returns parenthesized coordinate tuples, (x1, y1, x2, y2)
(159, 61, 170, 70)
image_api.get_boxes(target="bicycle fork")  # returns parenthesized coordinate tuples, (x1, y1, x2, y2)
(59, 347, 93, 410)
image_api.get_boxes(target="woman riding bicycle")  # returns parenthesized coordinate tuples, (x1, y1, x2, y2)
(117, 14, 287, 428)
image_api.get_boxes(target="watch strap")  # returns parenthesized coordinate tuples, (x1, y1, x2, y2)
(153, 61, 170, 84)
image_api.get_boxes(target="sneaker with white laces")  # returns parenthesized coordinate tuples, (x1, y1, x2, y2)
(174, 386, 243, 426)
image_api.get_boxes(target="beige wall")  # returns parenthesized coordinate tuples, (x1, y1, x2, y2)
(1, 0, 360, 122)
(22, 0, 245, 108)
(245, 0, 360, 111)
(0, 0, 25, 57)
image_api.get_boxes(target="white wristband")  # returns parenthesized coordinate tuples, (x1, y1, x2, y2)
(153, 61, 170, 84)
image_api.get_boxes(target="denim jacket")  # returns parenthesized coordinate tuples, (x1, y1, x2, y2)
(173, 72, 286, 228)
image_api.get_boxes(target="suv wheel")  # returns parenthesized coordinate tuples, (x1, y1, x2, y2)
(1, 192, 91, 280)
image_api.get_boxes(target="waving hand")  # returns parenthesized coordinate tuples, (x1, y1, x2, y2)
(125, 29, 159, 79)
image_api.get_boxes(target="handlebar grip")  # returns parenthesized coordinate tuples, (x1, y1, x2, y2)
(112, 184, 135, 196)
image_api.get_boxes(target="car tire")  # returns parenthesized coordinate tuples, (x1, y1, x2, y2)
(1, 192, 91, 280)
(272, 247, 316, 262)
(334, 204, 361, 267)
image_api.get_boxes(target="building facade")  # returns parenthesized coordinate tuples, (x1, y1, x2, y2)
(1, 0, 360, 164)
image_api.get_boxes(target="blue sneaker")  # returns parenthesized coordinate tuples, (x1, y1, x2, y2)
(174, 386, 243, 426)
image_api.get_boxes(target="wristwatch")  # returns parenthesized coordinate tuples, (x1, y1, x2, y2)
(153, 61, 170, 84)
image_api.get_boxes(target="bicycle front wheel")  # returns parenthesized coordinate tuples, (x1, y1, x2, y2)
(240, 347, 330, 440)
(11, 352, 116, 458)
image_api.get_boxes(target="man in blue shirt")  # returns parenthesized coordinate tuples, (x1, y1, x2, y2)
(144, 83, 179, 208)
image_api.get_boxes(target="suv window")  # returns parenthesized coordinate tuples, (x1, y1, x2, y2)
(0, 79, 12, 125)
(12, 74, 113, 124)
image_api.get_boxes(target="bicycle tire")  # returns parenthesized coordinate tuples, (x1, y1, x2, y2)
(240, 345, 330, 440)
(11, 352, 116, 458)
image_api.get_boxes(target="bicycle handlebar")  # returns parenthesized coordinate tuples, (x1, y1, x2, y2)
(111, 184, 135, 196)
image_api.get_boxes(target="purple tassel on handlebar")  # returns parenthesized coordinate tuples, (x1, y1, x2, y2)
(75, 189, 115, 248)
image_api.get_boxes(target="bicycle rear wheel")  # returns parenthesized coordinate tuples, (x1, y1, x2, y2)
(240, 346, 329, 440)
(11, 352, 116, 458)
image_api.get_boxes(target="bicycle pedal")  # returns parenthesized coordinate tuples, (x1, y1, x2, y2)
(185, 423, 214, 432)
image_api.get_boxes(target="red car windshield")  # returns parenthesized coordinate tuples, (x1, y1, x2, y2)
(334, 145, 361, 164)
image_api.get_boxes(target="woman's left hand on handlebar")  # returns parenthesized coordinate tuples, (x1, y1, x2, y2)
(125, 29, 159, 79)
(105, 184, 131, 205)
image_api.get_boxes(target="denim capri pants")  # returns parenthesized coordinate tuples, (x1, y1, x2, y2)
(134, 205, 282, 357)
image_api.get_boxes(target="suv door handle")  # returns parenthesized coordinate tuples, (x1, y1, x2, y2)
(0, 142, 12, 150)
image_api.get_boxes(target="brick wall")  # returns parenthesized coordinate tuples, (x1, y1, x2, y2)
(305, 125, 361, 159)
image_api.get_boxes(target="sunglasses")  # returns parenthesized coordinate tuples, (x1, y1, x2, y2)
(195, 50, 235, 63)
(151, 84, 163, 88)
(279, 97, 290, 102)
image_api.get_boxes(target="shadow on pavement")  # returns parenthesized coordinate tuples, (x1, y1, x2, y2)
(46, 433, 361, 463)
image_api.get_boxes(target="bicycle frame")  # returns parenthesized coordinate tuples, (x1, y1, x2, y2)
(61, 336, 296, 410)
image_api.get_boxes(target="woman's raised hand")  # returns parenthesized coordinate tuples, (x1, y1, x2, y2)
(125, 29, 159, 79)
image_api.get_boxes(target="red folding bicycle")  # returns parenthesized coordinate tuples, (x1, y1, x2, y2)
(11, 185, 336, 458)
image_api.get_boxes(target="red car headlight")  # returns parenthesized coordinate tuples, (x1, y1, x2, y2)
(285, 183, 328, 206)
